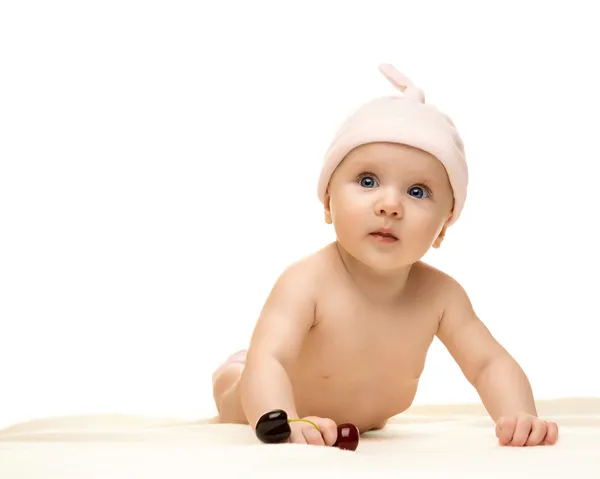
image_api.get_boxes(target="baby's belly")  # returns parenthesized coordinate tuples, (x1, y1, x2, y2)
(289, 367, 419, 432)
(284, 312, 434, 432)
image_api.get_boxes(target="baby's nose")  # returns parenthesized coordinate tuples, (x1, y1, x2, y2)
(377, 206, 401, 217)
(375, 196, 403, 218)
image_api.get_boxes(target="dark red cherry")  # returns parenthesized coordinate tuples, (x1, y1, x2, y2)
(255, 409, 291, 444)
(333, 423, 359, 451)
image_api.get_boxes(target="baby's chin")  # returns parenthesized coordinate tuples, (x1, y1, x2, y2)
(345, 245, 415, 272)
(364, 258, 414, 273)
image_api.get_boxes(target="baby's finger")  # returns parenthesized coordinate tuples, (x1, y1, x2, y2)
(543, 421, 559, 445)
(302, 424, 325, 446)
(497, 417, 516, 446)
(525, 420, 547, 446)
(314, 418, 338, 447)
(510, 418, 533, 447)
(289, 430, 308, 444)
(495, 418, 504, 438)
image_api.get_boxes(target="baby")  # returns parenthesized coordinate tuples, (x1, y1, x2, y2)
(211, 64, 559, 447)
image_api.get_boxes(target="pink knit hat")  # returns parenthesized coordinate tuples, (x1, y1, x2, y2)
(317, 64, 468, 225)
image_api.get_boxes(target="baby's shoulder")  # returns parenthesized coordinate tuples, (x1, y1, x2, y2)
(410, 261, 467, 304)
(272, 245, 333, 292)
(410, 261, 450, 287)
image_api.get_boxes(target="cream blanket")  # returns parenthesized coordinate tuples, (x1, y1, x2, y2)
(0, 398, 598, 478)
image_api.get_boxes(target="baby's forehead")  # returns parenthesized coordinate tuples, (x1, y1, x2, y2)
(343, 143, 447, 179)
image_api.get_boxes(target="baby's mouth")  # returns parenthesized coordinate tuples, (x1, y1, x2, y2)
(369, 230, 398, 241)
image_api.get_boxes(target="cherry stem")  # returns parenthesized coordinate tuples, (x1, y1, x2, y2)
(287, 418, 320, 431)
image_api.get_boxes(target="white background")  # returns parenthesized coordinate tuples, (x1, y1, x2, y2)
(1, 1, 598, 430)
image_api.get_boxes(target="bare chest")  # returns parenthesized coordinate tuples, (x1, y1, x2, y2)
(291, 290, 439, 392)
(287, 291, 440, 425)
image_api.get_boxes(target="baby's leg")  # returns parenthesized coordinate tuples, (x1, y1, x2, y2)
(369, 420, 388, 431)
(212, 350, 248, 424)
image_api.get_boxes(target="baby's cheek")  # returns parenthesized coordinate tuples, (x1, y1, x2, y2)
(332, 204, 361, 227)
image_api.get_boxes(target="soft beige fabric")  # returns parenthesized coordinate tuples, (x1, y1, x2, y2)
(1, 398, 599, 478)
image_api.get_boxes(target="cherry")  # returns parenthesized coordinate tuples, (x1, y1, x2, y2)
(255, 409, 360, 451)
(334, 423, 359, 451)
(255, 409, 291, 444)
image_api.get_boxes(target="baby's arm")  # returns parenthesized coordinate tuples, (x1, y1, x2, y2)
(436, 276, 536, 419)
(238, 260, 317, 430)
(436, 275, 558, 446)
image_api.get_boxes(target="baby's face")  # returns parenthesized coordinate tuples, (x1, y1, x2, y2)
(324, 142, 454, 270)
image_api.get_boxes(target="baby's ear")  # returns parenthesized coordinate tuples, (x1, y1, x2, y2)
(432, 220, 449, 248)
(323, 192, 333, 224)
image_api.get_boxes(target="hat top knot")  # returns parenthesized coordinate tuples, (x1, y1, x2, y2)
(378, 63, 425, 104)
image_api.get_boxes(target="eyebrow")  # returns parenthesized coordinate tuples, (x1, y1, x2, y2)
(352, 158, 445, 182)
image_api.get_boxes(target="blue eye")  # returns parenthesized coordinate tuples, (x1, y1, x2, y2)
(359, 175, 378, 188)
(408, 186, 430, 198)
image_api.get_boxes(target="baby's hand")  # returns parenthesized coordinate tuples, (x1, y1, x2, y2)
(495, 414, 558, 446)
(288, 416, 338, 446)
